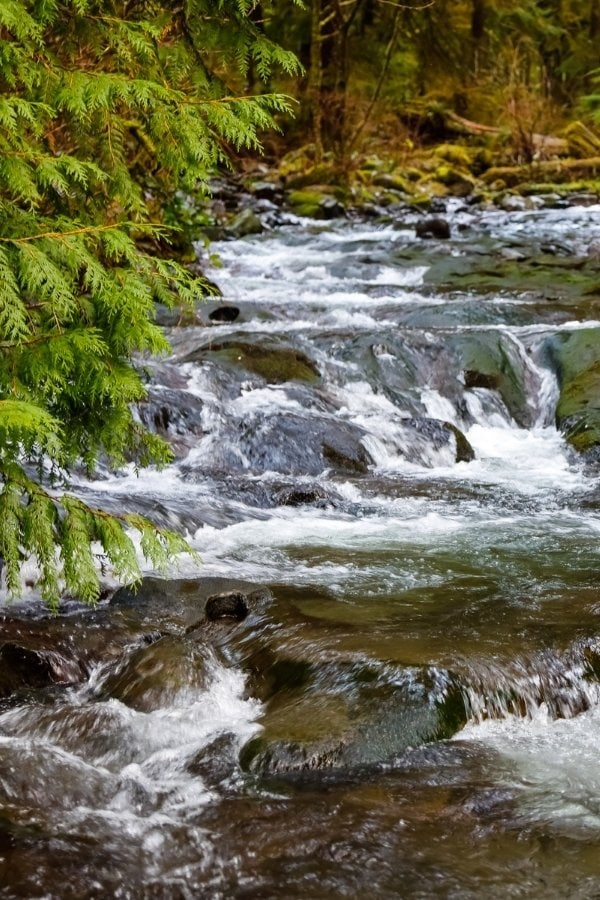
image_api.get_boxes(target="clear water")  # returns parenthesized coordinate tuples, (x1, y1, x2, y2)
(2, 203, 600, 897)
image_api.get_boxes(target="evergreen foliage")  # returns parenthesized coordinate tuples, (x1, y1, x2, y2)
(0, 0, 300, 607)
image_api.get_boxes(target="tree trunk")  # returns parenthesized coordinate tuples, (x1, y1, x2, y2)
(471, 0, 485, 76)
(308, 0, 324, 161)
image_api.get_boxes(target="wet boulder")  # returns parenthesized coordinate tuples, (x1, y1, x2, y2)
(220, 412, 373, 476)
(416, 217, 451, 240)
(208, 305, 240, 324)
(180, 406, 373, 478)
(451, 331, 537, 427)
(110, 576, 273, 631)
(463, 370, 500, 391)
(187, 732, 241, 788)
(186, 588, 275, 635)
(0, 642, 87, 698)
(136, 386, 205, 457)
(443, 422, 476, 463)
(205, 591, 249, 622)
(272, 484, 333, 507)
(398, 417, 475, 465)
(184, 340, 320, 385)
(239, 660, 467, 776)
(0, 741, 114, 811)
(546, 327, 600, 454)
(375, 417, 474, 468)
(90, 636, 210, 712)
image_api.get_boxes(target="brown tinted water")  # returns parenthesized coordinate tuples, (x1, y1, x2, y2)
(2, 202, 600, 897)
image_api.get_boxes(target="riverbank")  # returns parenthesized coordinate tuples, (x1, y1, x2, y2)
(206, 129, 600, 237)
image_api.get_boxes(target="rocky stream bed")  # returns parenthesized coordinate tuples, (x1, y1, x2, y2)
(2, 195, 600, 897)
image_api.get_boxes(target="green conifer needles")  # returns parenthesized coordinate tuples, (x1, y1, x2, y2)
(0, 0, 300, 606)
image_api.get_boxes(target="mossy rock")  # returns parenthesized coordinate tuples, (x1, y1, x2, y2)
(285, 164, 342, 190)
(404, 167, 425, 182)
(470, 148, 494, 176)
(227, 207, 263, 237)
(350, 183, 377, 206)
(360, 155, 391, 172)
(208, 341, 321, 384)
(453, 332, 534, 427)
(547, 328, 600, 452)
(434, 164, 476, 196)
(278, 143, 317, 177)
(413, 179, 450, 200)
(287, 188, 345, 219)
(433, 143, 473, 168)
(516, 180, 596, 197)
(371, 172, 414, 193)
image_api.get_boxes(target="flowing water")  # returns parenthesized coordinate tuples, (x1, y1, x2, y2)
(2, 199, 600, 897)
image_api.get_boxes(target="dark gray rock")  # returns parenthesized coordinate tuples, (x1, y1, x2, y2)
(235, 413, 373, 476)
(398, 417, 475, 465)
(187, 732, 241, 787)
(136, 386, 206, 457)
(0, 642, 87, 697)
(464, 369, 500, 390)
(208, 305, 240, 324)
(250, 180, 282, 200)
(416, 217, 451, 239)
(181, 411, 373, 478)
(273, 485, 332, 507)
(205, 591, 249, 622)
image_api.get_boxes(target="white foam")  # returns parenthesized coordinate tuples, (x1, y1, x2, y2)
(462, 424, 586, 493)
(0, 654, 262, 822)
(459, 705, 600, 830)
(420, 388, 459, 424)
(372, 265, 429, 287)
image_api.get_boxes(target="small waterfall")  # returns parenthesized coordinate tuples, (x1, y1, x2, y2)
(458, 643, 600, 726)
(528, 334, 562, 428)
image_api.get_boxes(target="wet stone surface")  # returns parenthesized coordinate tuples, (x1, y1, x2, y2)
(3, 202, 600, 897)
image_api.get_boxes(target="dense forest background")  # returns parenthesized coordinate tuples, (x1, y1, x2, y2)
(247, 0, 600, 166)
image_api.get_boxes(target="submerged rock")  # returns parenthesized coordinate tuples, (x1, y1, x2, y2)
(239, 660, 467, 776)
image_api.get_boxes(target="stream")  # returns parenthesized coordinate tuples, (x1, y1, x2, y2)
(2, 198, 600, 897)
